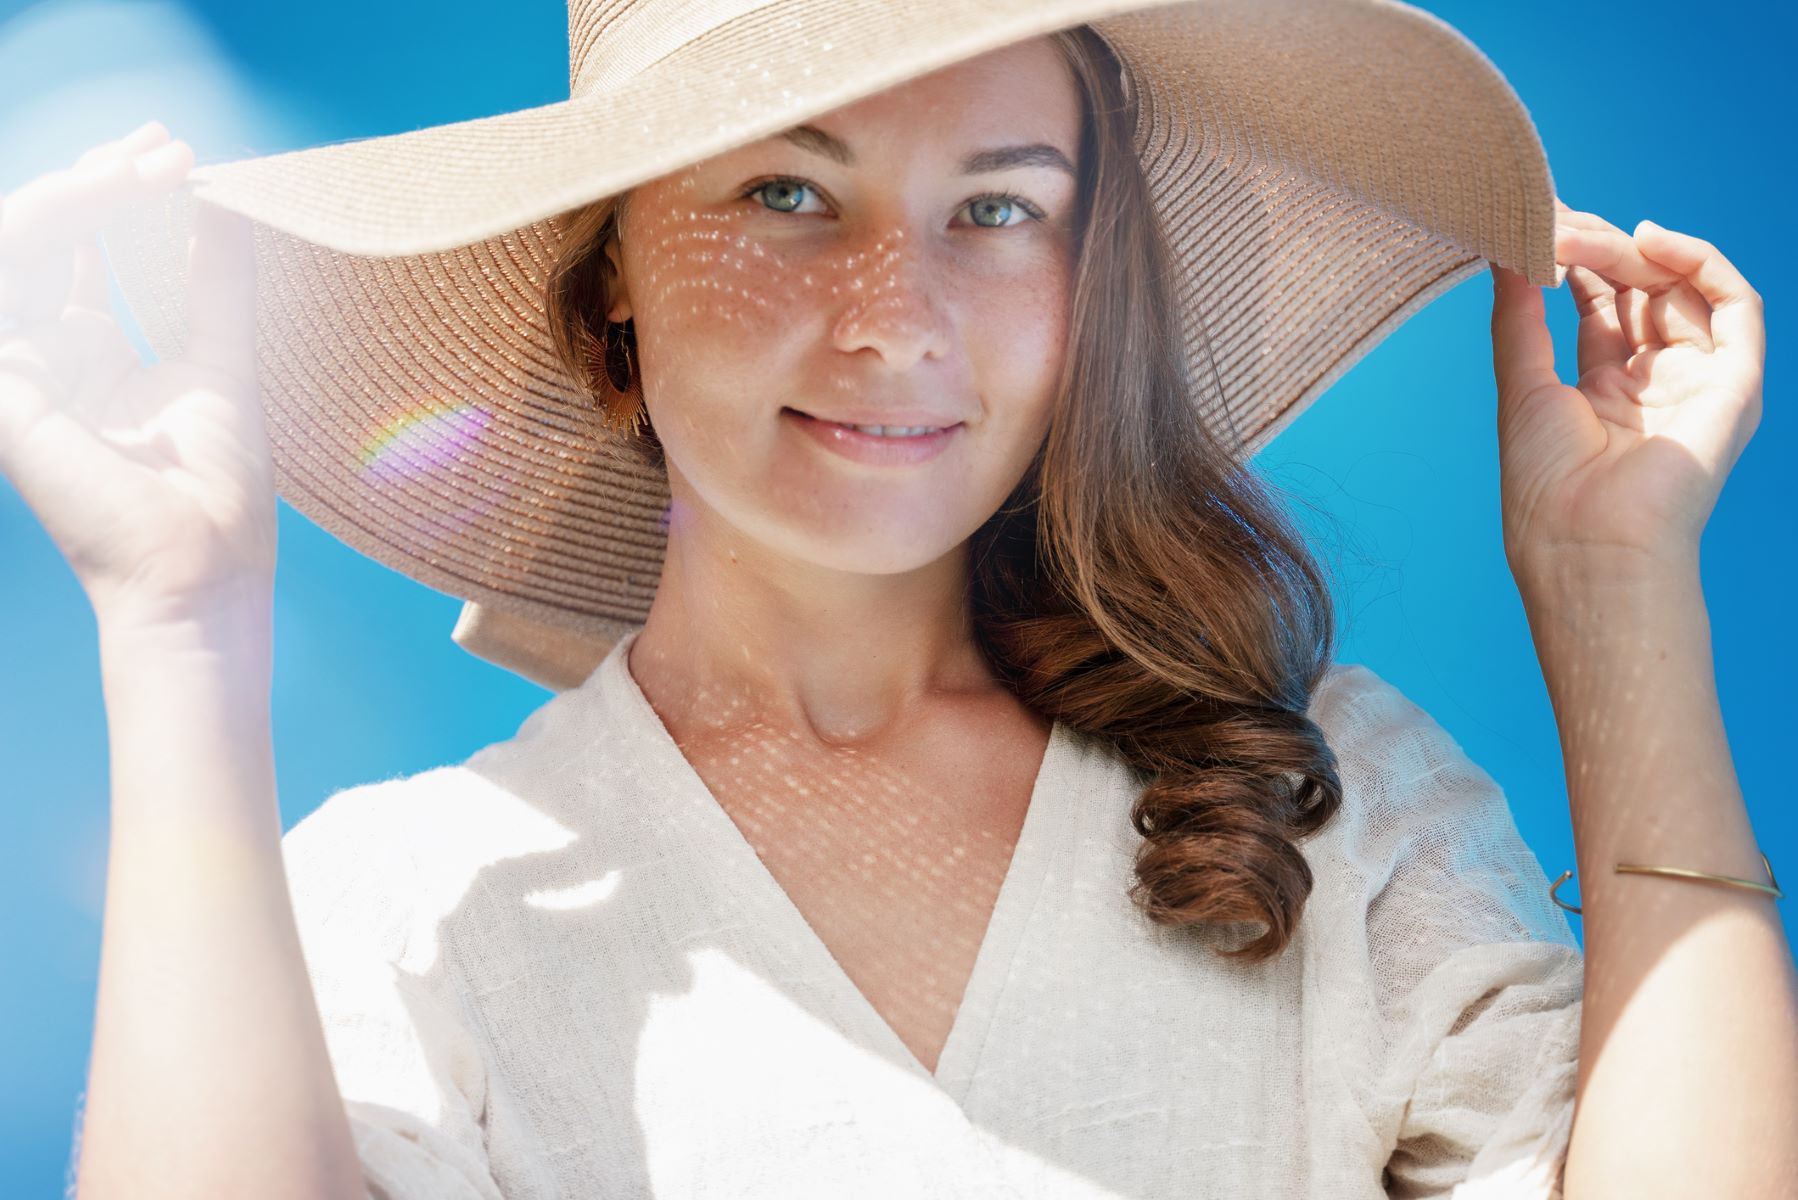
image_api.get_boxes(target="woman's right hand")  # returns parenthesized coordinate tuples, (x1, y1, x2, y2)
(0, 120, 274, 628)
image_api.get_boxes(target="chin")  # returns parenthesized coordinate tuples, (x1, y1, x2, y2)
(791, 532, 966, 576)
(667, 456, 989, 575)
(756, 509, 974, 576)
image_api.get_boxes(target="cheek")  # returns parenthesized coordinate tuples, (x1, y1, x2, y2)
(1000, 270, 1071, 382)
(968, 253, 1072, 438)
(625, 206, 802, 370)
(623, 210, 810, 473)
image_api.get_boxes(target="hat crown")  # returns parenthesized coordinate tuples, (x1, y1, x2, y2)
(569, 0, 782, 97)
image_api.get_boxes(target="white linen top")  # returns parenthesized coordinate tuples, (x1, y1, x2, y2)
(280, 629, 1584, 1199)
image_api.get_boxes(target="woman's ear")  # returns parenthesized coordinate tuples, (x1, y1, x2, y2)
(603, 228, 633, 323)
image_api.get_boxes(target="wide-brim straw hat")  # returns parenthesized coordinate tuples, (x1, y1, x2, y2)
(99, 0, 1567, 693)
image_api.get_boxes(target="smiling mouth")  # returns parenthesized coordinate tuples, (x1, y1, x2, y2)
(781, 407, 962, 435)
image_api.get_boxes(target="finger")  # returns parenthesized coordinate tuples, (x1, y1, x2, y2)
(1556, 223, 1713, 352)
(67, 233, 111, 315)
(1553, 222, 1659, 350)
(1553, 201, 1639, 262)
(0, 137, 192, 261)
(0, 245, 74, 325)
(1490, 263, 1559, 406)
(1631, 219, 1765, 364)
(182, 200, 259, 383)
(72, 119, 171, 171)
(1552, 221, 1683, 294)
(1552, 208, 1703, 345)
(1561, 263, 1630, 375)
(1553, 200, 1623, 232)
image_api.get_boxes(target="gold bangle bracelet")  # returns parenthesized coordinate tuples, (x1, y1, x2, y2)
(1549, 852, 1784, 915)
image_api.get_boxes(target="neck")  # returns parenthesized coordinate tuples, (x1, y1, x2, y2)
(627, 497, 1000, 750)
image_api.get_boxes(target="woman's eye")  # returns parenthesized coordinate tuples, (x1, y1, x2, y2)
(739, 176, 1043, 228)
(746, 178, 822, 216)
(962, 193, 1040, 228)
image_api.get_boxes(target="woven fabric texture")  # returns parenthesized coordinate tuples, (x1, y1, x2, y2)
(279, 634, 1582, 1199)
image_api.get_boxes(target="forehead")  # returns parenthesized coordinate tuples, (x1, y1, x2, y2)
(724, 36, 1080, 169)
(627, 35, 1082, 207)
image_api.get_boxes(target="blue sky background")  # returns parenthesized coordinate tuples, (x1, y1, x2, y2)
(2, 0, 1792, 1192)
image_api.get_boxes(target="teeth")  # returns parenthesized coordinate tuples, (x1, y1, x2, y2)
(833, 421, 940, 438)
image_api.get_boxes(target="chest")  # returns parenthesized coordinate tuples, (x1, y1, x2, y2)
(682, 717, 1052, 1076)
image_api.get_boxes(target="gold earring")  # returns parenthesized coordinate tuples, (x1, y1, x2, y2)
(610, 320, 647, 437)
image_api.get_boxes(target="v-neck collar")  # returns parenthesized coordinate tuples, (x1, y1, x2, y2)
(596, 628, 1073, 1106)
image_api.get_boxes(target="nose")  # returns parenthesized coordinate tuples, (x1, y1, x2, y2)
(826, 231, 952, 371)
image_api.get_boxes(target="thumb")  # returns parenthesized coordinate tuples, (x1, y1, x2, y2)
(1489, 262, 1559, 425)
(181, 199, 258, 382)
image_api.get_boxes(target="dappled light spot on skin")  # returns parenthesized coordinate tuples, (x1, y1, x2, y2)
(597, 34, 1083, 1079)
(642, 684, 1054, 1079)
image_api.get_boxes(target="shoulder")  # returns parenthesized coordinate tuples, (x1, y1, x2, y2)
(1298, 660, 1577, 950)
(280, 663, 648, 939)
(1304, 659, 1467, 778)
(278, 766, 483, 968)
(1302, 660, 1502, 849)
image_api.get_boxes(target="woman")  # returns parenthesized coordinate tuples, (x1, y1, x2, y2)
(1, 2, 1790, 1197)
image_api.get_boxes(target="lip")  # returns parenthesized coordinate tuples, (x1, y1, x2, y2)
(781, 407, 961, 466)
(788, 406, 965, 429)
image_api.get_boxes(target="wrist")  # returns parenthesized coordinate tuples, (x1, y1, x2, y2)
(93, 578, 273, 645)
(1510, 540, 1701, 607)
(1509, 550, 1711, 691)
(96, 585, 274, 697)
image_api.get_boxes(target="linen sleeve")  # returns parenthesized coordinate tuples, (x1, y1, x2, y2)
(281, 781, 505, 1200)
(1319, 665, 1585, 1200)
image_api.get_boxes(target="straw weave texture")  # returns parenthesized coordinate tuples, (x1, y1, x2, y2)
(98, 0, 1560, 690)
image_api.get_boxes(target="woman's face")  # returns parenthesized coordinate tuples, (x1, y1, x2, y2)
(605, 36, 1081, 576)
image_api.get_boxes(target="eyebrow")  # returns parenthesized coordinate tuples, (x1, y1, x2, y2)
(776, 123, 1076, 179)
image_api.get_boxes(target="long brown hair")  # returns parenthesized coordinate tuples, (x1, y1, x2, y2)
(543, 25, 1344, 962)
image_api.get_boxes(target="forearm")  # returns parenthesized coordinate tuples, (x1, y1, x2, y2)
(1517, 551, 1798, 1200)
(77, 591, 365, 1200)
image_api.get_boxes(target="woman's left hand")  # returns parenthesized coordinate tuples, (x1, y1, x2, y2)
(1488, 199, 1764, 582)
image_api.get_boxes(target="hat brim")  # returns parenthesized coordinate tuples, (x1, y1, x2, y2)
(99, 0, 1563, 690)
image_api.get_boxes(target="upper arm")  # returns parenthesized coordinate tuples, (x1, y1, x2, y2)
(283, 781, 505, 1200)
(1311, 665, 1584, 1199)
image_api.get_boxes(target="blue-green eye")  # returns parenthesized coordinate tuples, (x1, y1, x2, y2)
(963, 193, 1038, 228)
(747, 177, 815, 215)
(739, 175, 1045, 227)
